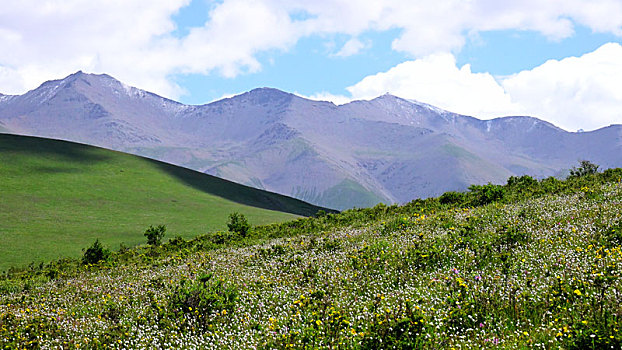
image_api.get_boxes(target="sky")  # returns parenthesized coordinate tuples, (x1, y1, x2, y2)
(0, 1, 622, 131)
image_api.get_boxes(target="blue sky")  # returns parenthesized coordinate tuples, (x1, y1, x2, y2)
(173, 23, 621, 106)
(172, 28, 409, 104)
(0, 0, 621, 131)
(457, 26, 621, 75)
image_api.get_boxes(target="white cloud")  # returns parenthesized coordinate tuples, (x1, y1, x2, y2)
(178, 0, 301, 77)
(343, 43, 622, 131)
(502, 42, 622, 131)
(302, 91, 351, 105)
(333, 38, 368, 57)
(0, 0, 190, 97)
(290, 0, 622, 56)
(346, 54, 521, 118)
(0, 0, 621, 114)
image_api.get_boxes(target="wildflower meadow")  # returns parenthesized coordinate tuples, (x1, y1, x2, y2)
(1, 169, 622, 349)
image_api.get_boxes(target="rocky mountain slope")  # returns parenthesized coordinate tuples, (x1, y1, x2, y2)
(1, 72, 620, 209)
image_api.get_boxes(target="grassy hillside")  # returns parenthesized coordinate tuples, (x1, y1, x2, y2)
(0, 133, 325, 271)
(1, 167, 621, 348)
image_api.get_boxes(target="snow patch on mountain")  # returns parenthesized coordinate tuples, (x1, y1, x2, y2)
(408, 98, 451, 115)
(0, 94, 15, 103)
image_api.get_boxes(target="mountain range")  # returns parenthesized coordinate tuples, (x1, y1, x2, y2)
(1, 71, 620, 210)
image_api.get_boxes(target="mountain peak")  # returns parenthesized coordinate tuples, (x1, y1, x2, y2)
(366, 93, 444, 113)
(490, 115, 563, 131)
(60, 70, 90, 84)
(63, 70, 118, 84)
(35, 70, 93, 90)
(247, 87, 293, 97)
(229, 87, 296, 106)
(370, 92, 401, 101)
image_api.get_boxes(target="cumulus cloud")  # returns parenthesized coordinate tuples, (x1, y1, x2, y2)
(333, 38, 368, 57)
(502, 42, 622, 131)
(0, 0, 190, 97)
(0, 0, 622, 97)
(338, 43, 622, 131)
(301, 91, 352, 105)
(294, 0, 622, 55)
(346, 54, 521, 118)
(178, 0, 301, 78)
(0, 0, 621, 130)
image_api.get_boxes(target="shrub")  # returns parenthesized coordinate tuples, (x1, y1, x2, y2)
(602, 168, 622, 182)
(468, 183, 505, 206)
(361, 301, 428, 349)
(569, 160, 599, 178)
(604, 220, 622, 248)
(439, 191, 465, 205)
(168, 273, 238, 329)
(144, 224, 166, 246)
(507, 174, 537, 187)
(210, 231, 237, 245)
(167, 235, 188, 249)
(494, 224, 529, 249)
(539, 176, 564, 194)
(227, 212, 250, 237)
(82, 239, 110, 265)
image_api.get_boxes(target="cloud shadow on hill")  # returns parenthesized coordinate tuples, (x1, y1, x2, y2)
(0, 132, 333, 217)
(150, 160, 334, 217)
(0, 133, 111, 165)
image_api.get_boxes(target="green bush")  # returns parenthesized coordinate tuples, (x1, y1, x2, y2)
(468, 183, 505, 206)
(362, 301, 427, 349)
(569, 160, 599, 178)
(604, 220, 622, 248)
(144, 224, 166, 246)
(82, 239, 110, 265)
(439, 191, 465, 205)
(167, 235, 188, 249)
(210, 231, 237, 245)
(227, 212, 250, 237)
(168, 273, 238, 329)
(507, 175, 538, 195)
(602, 168, 622, 182)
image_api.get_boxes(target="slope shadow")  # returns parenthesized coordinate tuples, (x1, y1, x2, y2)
(0, 133, 111, 165)
(0, 132, 334, 217)
(151, 160, 335, 217)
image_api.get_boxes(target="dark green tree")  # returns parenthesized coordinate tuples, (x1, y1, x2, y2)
(468, 183, 505, 206)
(569, 160, 599, 178)
(439, 191, 465, 205)
(227, 212, 250, 237)
(82, 239, 110, 265)
(144, 224, 166, 246)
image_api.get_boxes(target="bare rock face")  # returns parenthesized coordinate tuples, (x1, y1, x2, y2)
(1, 72, 621, 210)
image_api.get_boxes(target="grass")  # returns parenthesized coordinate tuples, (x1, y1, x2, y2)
(1, 166, 621, 348)
(319, 178, 388, 210)
(0, 134, 326, 271)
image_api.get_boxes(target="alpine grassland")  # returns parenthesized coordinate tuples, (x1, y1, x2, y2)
(1, 165, 622, 349)
(0, 134, 324, 271)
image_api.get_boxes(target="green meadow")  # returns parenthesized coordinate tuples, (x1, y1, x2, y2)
(0, 133, 323, 271)
(1, 161, 621, 348)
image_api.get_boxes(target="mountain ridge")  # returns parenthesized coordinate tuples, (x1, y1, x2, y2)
(1, 71, 620, 209)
